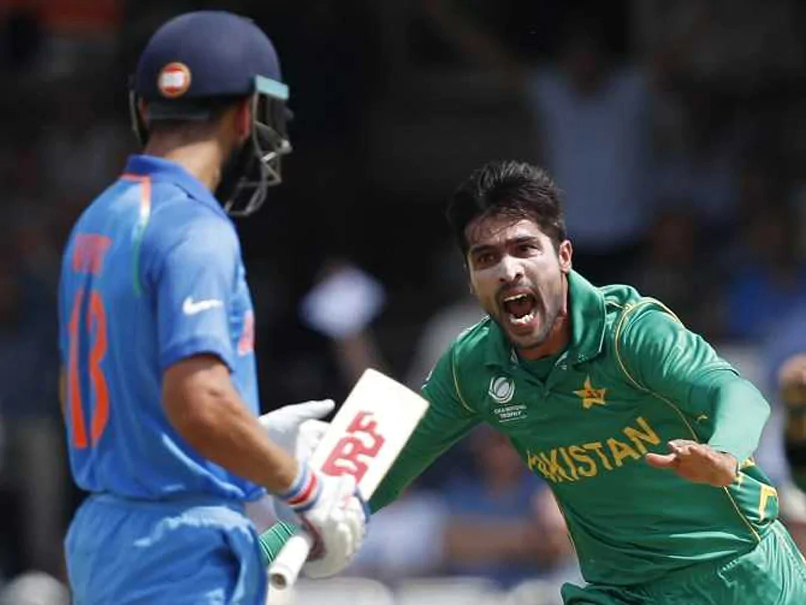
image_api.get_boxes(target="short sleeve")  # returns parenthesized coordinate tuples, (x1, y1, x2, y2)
(145, 217, 239, 371)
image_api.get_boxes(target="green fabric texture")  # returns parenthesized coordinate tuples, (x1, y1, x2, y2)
(521, 350, 562, 382)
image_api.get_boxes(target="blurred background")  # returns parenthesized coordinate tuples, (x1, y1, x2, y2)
(0, 0, 804, 603)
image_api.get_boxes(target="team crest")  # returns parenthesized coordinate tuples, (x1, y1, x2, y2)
(489, 376, 515, 404)
(574, 376, 607, 410)
(158, 62, 192, 98)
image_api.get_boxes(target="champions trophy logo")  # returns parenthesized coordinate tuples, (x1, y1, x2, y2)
(489, 376, 515, 404)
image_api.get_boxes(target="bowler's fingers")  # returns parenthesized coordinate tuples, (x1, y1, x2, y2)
(644, 452, 678, 469)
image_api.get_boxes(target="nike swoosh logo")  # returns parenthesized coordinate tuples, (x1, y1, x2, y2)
(182, 297, 224, 316)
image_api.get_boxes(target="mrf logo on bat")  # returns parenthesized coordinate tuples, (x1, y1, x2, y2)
(321, 412, 386, 484)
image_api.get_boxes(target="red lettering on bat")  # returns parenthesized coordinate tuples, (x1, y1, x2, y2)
(321, 411, 386, 484)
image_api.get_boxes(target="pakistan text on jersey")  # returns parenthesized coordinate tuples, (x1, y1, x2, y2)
(526, 416, 661, 483)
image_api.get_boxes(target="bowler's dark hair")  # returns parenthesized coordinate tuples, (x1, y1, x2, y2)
(446, 160, 567, 255)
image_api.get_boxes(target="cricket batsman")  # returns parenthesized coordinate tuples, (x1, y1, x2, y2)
(261, 160, 806, 603)
(57, 11, 367, 604)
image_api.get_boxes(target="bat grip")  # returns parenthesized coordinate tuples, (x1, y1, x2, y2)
(268, 532, 314, 591)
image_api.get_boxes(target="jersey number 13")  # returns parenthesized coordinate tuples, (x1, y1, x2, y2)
(67, 288, 110, 449)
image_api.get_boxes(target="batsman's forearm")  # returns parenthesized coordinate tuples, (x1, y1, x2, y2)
(164, 358, 301, 494)
(168, 393, 300, 494)
(705, 376, 771, 463)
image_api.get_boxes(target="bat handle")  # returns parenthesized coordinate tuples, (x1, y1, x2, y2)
(268, 532, 314, 591)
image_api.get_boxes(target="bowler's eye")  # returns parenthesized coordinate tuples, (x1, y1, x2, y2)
(474, 252, 496, 266)
(516, 243, 539, 256)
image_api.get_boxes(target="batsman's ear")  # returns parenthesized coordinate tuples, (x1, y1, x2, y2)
(232, 96, 253, 143)
(127, 73, 149, 146)
(137, 98, 149, 123)
(128, 90, 149, 147)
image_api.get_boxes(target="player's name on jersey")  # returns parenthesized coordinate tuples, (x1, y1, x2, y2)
(526, 417, 660, 483)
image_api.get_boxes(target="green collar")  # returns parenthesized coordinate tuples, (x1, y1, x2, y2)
(485, 270, 606, 368)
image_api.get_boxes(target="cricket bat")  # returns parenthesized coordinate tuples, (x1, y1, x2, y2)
(267, 368, 429, 591)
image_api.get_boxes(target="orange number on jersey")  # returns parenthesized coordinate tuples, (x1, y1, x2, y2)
(67, 289, 110, 449)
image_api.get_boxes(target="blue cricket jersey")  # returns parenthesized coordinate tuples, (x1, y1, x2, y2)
(58, 155, 263, 502)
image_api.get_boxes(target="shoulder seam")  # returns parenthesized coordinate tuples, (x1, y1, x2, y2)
(613, 298, 684, 391)
(642, 297, 684, 326)
(132, 179, 153, 297)
(613, 300, 653, 392)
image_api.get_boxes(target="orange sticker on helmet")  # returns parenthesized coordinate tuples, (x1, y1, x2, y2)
(158, 62, 192, 98)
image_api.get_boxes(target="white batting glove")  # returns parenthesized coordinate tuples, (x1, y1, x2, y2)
(275, 465, 369, 579)
(249, 401, 332, 531)
(259, 399, 334, 461)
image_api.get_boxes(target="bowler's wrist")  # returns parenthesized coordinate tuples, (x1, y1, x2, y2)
(714, 449, 739, 477)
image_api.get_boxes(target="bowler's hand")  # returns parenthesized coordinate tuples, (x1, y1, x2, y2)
(645, 439, 738, 487)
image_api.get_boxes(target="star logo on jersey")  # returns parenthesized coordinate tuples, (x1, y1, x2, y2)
(182, 296, 223, 316)
(574, 376, 607, 410)
(489, 376, 515, 404)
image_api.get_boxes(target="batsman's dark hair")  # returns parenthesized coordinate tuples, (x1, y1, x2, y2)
(144, 95, 247, 138)
(446, 160, 567, 256)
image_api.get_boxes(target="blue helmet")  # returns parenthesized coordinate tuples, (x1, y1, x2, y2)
(130, 11, 292, 216)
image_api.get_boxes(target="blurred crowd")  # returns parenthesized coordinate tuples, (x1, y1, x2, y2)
(0, 0, 804, 602)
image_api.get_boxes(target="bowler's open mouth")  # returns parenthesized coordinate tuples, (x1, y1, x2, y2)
(502, 292, 538, 327)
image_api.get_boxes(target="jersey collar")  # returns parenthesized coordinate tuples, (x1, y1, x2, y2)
(123, 155, 227, 218)
(485, 270, 606, 367)
(565, 270, 606, 365)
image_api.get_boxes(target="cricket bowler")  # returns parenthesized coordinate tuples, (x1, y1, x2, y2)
(261, 160, 806, 604)
(57, 11, 366, 604)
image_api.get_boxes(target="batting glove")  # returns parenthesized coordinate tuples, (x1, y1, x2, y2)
(276, 464, 369, 579)
(258, 399, 333, 461)
(247, 401, 332, 531)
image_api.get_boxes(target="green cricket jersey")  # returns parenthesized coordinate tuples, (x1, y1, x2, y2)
(370, 271, 776, 587)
